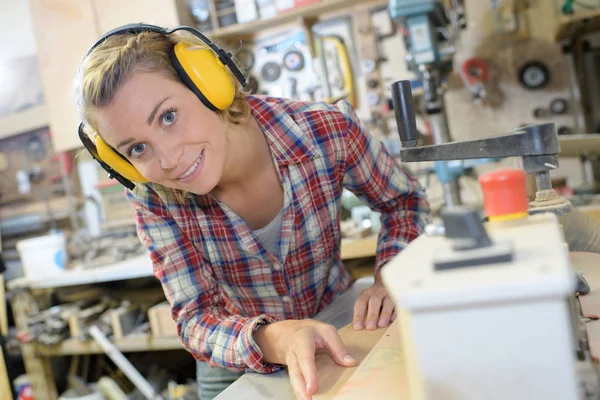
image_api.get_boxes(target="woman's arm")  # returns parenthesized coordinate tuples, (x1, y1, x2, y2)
(127, 186, 280, 373)
(338, 100, 430, 271)
(337, 101, 430, 330)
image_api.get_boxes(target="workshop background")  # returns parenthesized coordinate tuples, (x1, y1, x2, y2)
(1, 0, 600, 399)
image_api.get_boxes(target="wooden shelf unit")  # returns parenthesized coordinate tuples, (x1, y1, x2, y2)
(36, 334, 182, 356)
(207, 0, 386, 39)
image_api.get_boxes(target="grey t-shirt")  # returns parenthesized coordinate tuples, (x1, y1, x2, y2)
(253, 208, 283, 256)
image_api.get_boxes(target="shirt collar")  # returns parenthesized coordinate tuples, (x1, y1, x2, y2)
(246, 95, 316, 166)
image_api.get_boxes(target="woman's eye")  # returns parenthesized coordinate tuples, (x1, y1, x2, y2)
(129, 143, 147, 157)
(161, 110, 176, 126)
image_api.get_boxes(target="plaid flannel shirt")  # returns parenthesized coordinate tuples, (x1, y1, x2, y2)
(127, 95, 430, 373)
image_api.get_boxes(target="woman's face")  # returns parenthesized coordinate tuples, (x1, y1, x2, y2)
(94, 70, 228, 195)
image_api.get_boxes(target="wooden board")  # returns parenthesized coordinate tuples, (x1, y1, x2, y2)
(313, 324, 387, 399)
(333, 319, 407, 400)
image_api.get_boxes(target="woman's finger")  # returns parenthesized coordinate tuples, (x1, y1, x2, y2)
(366, 294, 383, 330)
(353, 291, 370, 330)
(287, 353, 310, 400)
(295, 333, 318, 396)
(378, 296, 395, 328)
(318, 324, 356, 367)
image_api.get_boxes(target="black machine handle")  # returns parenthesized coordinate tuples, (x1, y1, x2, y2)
(391, 80, 419, 148)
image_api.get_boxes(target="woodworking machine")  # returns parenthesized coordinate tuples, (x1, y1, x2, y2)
(381, 81, 600, 399)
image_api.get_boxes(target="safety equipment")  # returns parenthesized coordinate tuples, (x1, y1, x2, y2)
(78, 23, 246, 190)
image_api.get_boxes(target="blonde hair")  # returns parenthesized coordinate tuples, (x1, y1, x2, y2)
(75, 30, 249, 135)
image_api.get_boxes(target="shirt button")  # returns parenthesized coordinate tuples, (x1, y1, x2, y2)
(273, 263, 281, 271)
(282, 296, 291, 302)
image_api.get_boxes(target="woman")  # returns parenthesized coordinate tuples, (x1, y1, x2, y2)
(75, 25, 429, 400)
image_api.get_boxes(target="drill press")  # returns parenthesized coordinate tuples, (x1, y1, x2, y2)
(391, 79, 572, 217)
(389, 0, 466, 207)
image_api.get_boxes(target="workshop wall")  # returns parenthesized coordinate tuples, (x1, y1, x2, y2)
(445, 0, 572, 140)
(0, 0, 37, 60)
(444, 0, 585, 193)
(0, 0, 44, 118)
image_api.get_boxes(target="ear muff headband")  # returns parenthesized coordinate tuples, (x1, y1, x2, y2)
(78, 23, 247, 189)
(87, 23, 247, 110)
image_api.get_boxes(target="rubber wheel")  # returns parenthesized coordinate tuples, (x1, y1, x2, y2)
(550, 98, 568, 115)
(518, 61, 550, 89)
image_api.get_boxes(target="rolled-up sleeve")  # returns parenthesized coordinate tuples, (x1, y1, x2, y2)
(337, 101, 431, 274)
(127, 186, 281, 373)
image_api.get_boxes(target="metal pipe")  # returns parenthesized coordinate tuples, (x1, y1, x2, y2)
(88, 326, 164, 400)
(428, 111, 454, 146)
(443, 182, 462, 208)
(535, 171, 553, 191)
(429, 105, 461, 206)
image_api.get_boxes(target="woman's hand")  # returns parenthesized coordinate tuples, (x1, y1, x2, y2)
(254, 319, 356, 400)
(353, 280, 396, 331)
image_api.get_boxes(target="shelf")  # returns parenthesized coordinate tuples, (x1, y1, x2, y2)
(8, 236, 377, 290)
(558, 134, 600, 157)
(209, 0, 385, 39)
(0, 105, 48, 140)
(36, 334, 182, 356)
(555, 9, 600, 41)
(7, 254, 154, 290)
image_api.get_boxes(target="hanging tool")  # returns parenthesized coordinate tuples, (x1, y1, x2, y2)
(282, 50, 305, 71)
(317, 35, 356, 107)
(459, 57, 489, 104)
(261, 62, 282, 82)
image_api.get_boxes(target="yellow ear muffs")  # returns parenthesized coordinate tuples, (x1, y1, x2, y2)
(170, 41, 235, 111)
(95, 135, 149, 183)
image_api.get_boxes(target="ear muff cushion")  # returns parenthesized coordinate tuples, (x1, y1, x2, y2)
(173, 42, 235, 110)
(95, 136, 149, 183)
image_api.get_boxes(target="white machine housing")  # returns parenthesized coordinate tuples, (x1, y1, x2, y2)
(381, 212, 580, 400)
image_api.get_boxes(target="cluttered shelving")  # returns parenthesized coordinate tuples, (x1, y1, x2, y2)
(206, 0, 387, 39)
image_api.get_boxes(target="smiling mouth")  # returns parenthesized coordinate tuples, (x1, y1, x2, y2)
(177, 150, 204, 180)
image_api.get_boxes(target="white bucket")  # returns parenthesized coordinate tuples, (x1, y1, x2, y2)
(16, 231, 68, 279)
